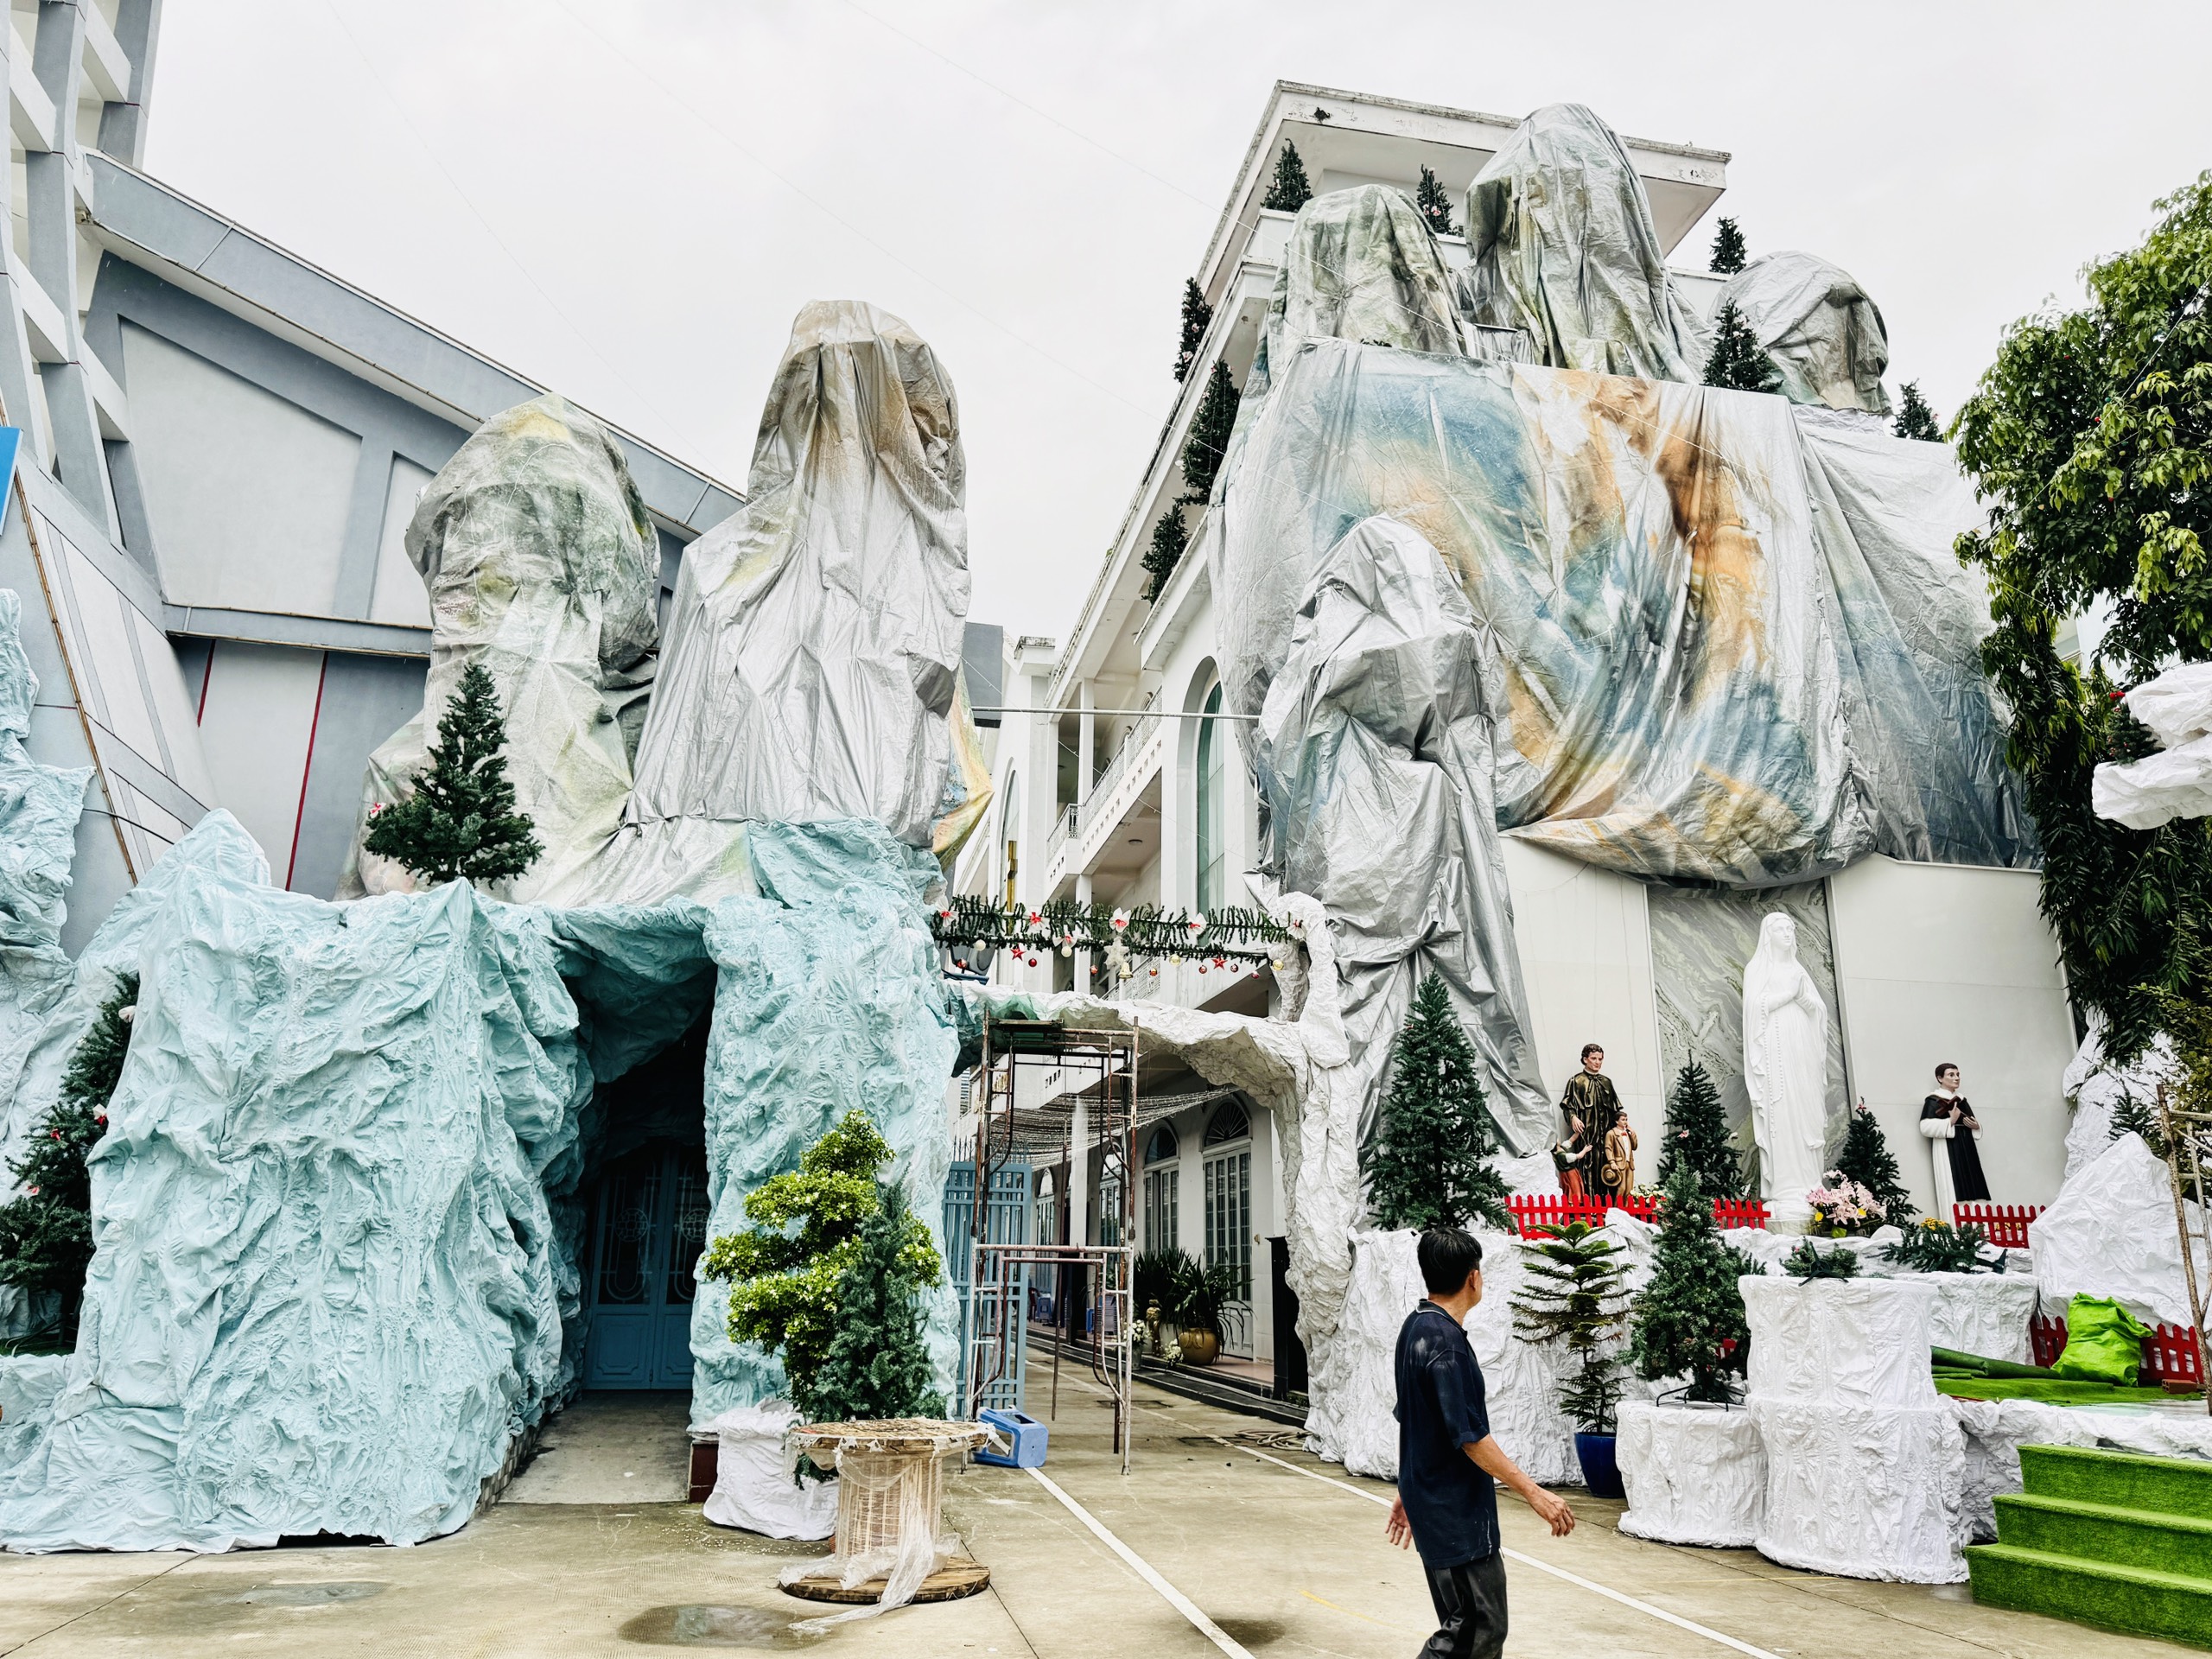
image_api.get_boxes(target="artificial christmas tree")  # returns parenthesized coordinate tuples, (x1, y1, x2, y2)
(1363, 973, 1513, 1233)
(1892, 381, 1942, 441)
(1629, 1161, 1762, 1403)
(1174, 278, 1213, 384)
(701, 1110, 940, 1424)
(1709, 215, 1747, 275)
(1832, 1102, 1913, 1224)
(363, 663, 542, 887)
(0, 972, 136, 1344)
(1414, 165, 1457, 238)
(1262, 141, 1313, 213)
(1703, 300, 1781, 393)
(807, 1179, 945, 1424)
(1510, 1220, 1631, 1433)
(1141, 505, 1189, 601)
(1178, 360, 1240, 504)
(1653, 1058, 1745, 1203)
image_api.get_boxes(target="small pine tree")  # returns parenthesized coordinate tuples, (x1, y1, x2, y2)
(1708, 216, 1747, 275)
(1629, 1160, 1763, 1404)
(364, 663, 543, 887)
(1703, 300, 1782, 393)
(1414, 165, 1457, 238)
(1262, 141, 1313, 214)
(1178, 361, 1240, 505)
(700, 1110, 940, 1421)
(1363, 974, 1513, 1233)
(1510, 1220, 1630, 1432)
(1833, 1103, 1913, 1224)
(1892, 381, 1942, 442)
(1174, 278, 1213, 384)
(1141, 505, 1190, 601)
(1783, 1237, 1860, 1280)
(1654, 1058, 1745, 1203)
(0, 972, 137, 1344)
(804, 1179, 945, 1424)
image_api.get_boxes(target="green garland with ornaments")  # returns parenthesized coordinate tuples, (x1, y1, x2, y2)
(931, 897, 1298, 984)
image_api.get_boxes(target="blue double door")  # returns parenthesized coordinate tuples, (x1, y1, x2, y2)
(583, 1142, 709, 1389)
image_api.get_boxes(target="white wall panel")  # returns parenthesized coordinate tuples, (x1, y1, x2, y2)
(121, 321, 359, 616)
(130, 607, 215, 805)
(195, 642, 323, 885)
(1502, 838, 1665, 1156)
(369, 455, 435, 626)
(1827, 856, 2075, 1210)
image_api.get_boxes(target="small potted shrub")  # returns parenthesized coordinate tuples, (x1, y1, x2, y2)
(1171, 1253, 1239, 1367)
(1805, 1172, 1888, 1237)
(1510, 1220, 1630, 1497)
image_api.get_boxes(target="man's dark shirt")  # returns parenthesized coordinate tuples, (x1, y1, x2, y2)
(1394, 1299, 1499, 1568)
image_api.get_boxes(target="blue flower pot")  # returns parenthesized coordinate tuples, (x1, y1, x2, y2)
(1573, 1432, 1624, 1500)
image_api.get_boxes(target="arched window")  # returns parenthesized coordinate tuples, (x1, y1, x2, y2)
(1145, 1124, 1179, 1164)
(1143, 1125, 1179, 1252)
(1195, 681, 1225, 912)
(1204, 1100, 1249, 1147)
(1201, 1098, 1253, 1342)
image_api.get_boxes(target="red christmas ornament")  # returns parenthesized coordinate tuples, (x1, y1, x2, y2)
(26, 1185, 37, 1196)
(50, 1128, 60, 1141)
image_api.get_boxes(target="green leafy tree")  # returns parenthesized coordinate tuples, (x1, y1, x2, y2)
(1832, 1103, 1913, 1223)
(1950, 172, 2212, 1063)
(364, 663, 542, 887)
(1703, 299, 1781, 393)
(1179, 360, 1240, 505)
(1630, 1161, 1762, 1404)
(1653, 1059, 1745, 1203)
(1414, 165, 1457, 238)
(1141, 504, 1190, 602)
(1363, 973, 1513, 1233)
(1262, 141, 1313, 214)
(1709, 215, 1747, 276)
(1510, 1220, 1630, 1432)
(806, 1179, 945, 1423)
(700, 1110, 942, 1423)
(1783, 1237, 1860, 1280)
(0, 973, 137, 1344)
(1893, 381, 1942, 441)
(1175, 277, 1213, 383)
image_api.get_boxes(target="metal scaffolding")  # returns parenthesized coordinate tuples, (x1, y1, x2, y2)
(962, 1016, 1138, 1472)
(2158, 1083, 2212, 1415)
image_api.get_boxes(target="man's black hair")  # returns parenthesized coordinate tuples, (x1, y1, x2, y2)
(1935, 1061, 1958, 1080)
(1417, 1227, 1484, 1295)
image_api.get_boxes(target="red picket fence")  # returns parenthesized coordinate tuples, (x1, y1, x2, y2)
(1507, 1195, 1770, 1236)
(2029, 1312, 2205, 1385)
(1952, 1202, 2043, 1249)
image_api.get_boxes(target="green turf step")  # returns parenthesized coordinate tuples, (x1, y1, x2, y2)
(2020, 1443, 2212, 1523)
(1966, 1543, 2212, 1649)
(1995, 1492, 2212, 1580)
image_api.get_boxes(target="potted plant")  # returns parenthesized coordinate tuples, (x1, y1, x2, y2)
(1170, 1253, 1239, 1367)
(1510, 1219, 1630, 1497)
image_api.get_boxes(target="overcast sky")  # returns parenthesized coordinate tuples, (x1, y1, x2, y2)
(148, 2, 2212, 642)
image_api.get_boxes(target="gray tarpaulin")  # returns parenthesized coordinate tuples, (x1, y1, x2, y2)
(340, 395, 663, 906)
(626, 301, 976, 855)
(1720, 251, 1893, 414)
(1457, 103, 1708, 382)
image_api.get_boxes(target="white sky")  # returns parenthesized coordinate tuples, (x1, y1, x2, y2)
(147, 2, 2212, 643)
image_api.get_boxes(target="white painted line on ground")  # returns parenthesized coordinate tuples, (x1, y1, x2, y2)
(1020, 1465, 1255, 1659)
(1220, 1440, 1785, 1659)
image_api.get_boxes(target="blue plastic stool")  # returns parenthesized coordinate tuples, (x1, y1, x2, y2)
(974, 1408, 1048, 1468)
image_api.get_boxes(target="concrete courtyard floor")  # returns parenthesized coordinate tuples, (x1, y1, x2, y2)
(0, 1372, 2193, 1658)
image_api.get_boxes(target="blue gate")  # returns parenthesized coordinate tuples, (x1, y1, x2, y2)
(943, 1160, 1031, 1414)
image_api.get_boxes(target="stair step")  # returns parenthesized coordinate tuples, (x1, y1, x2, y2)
(2021, 1442, 2212, 1522)
(1967, 1543, 2212, 1649)
(1996, 1492, 2212, 1580)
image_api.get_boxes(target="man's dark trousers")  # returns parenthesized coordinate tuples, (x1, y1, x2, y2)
(1419, 1552, 1507, 1659)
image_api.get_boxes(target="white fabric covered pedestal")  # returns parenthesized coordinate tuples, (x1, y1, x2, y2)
(1923, 1272, 2038, 1363)
(2032, 1133, 2204, 1327)
(1743, 1277, 1967, 1582)
(701, 1403, 837, 1540)
(1617, 1402, 1765, 1547)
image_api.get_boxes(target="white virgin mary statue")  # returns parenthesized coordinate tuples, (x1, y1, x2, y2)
(1741, 913, 1832, 1230)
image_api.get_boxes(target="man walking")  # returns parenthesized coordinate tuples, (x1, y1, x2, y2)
(1386, 1227, 1575, 1658)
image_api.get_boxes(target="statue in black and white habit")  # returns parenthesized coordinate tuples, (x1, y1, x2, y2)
(1920, 1061, 1990, 1217)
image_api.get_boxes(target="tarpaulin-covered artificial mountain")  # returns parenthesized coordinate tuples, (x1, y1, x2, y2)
(0, 302, 981, 1550)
